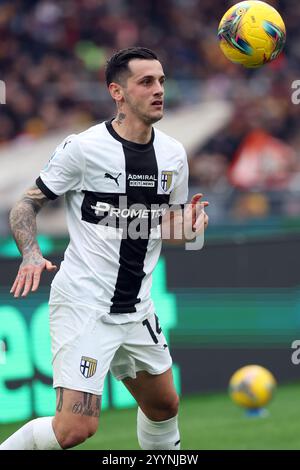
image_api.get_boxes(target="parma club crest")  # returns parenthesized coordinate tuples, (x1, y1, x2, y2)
(80, 356, 97, 378)
(161, 171, 173, 192)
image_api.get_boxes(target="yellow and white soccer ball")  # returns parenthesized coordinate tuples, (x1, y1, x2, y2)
(218, 1, 286, 68)
(229, 365, 276, 409)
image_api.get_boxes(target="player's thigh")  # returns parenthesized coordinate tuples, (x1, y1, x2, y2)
(53, 387, 101, 440)
(123, 368, 179, 421)
(49, 292, 123, 396)
(111, 312, 173, 382)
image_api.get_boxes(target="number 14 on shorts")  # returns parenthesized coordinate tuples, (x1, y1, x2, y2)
(143, 315, 168, 349)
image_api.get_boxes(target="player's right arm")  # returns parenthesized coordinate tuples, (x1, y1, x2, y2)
(9, 185, 57, 298)
(9, 133, 83, 297)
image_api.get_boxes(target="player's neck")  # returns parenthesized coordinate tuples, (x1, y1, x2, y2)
(111, 115, 152, 145)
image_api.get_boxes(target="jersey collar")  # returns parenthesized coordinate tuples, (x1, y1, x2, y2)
(105, 119, 155, 151)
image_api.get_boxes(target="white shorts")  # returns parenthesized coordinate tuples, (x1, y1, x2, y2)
(49, 289, 172, 395)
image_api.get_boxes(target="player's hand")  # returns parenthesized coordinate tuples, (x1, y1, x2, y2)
(10, 255, 57, 298)
(184, 193, 209, 239)
(191, 193, 209, 232)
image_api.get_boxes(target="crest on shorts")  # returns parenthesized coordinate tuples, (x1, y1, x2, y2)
(80, 356, 97, 378)
(161, 171, 174, 192)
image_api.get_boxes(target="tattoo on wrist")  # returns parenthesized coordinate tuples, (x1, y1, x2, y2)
(22, 249, 44, 266)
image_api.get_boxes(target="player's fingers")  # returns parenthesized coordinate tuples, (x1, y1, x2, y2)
(193, 201, 209, 212)
(21, 272, 34, 297)
(191, 197, 202, 217)
(193, 210, 206, 231)
(192, 199, 208, 223)
(191, 197, 204, 215)
(13, 271, 27, 298)
(192, 202, 208, 225)
(10, 273, 21, 294)
(190, 193, 203, 205)
(45, 260, 57, 272)
(31, 271, 42, 292)
(194, 219, 205, 233)
(184, 203, 193, 224)
(204, 213, 209, 226)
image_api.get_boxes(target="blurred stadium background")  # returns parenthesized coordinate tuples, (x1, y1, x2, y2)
(1, 0, 300, 449)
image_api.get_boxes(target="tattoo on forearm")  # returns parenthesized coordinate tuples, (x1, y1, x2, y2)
(56, 387, 64, 412)
(115, 112, 126, 125)
(72, 393, 100, 417)
(9, 185, 48, 258)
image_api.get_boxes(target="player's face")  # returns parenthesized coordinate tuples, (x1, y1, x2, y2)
(123, 59, 165, 125)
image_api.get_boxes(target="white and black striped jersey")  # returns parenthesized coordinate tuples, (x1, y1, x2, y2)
(36, 120, 188, 324)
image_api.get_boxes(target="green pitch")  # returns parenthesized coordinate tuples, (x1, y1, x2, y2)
(1, 382, 299, 450)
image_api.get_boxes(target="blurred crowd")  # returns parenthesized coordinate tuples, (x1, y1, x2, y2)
(1, 0, 300, 224)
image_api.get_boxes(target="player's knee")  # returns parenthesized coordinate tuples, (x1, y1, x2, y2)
(59, 427, 96, 449)
(161, 393, 179, 420)
(146, 393, 179, 421)
(54, 421, 97, 449)
(171, 394, 180, 416)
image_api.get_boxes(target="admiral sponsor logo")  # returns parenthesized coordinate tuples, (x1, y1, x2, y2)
(129, 181, 155, 187)
(127, 173, 157, 187)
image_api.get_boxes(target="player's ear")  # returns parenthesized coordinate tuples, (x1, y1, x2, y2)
(108, 82, 124, 103)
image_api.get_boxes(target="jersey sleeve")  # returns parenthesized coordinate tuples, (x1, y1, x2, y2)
(169, 146, 189, 205)
(36, 134, 84, 200)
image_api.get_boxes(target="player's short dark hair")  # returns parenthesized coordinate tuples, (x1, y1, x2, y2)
(105, 47, 159, 87)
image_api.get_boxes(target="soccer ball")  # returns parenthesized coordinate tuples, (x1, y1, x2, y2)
(218, 1, 286, 68)
(229, 365, 276, 409)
